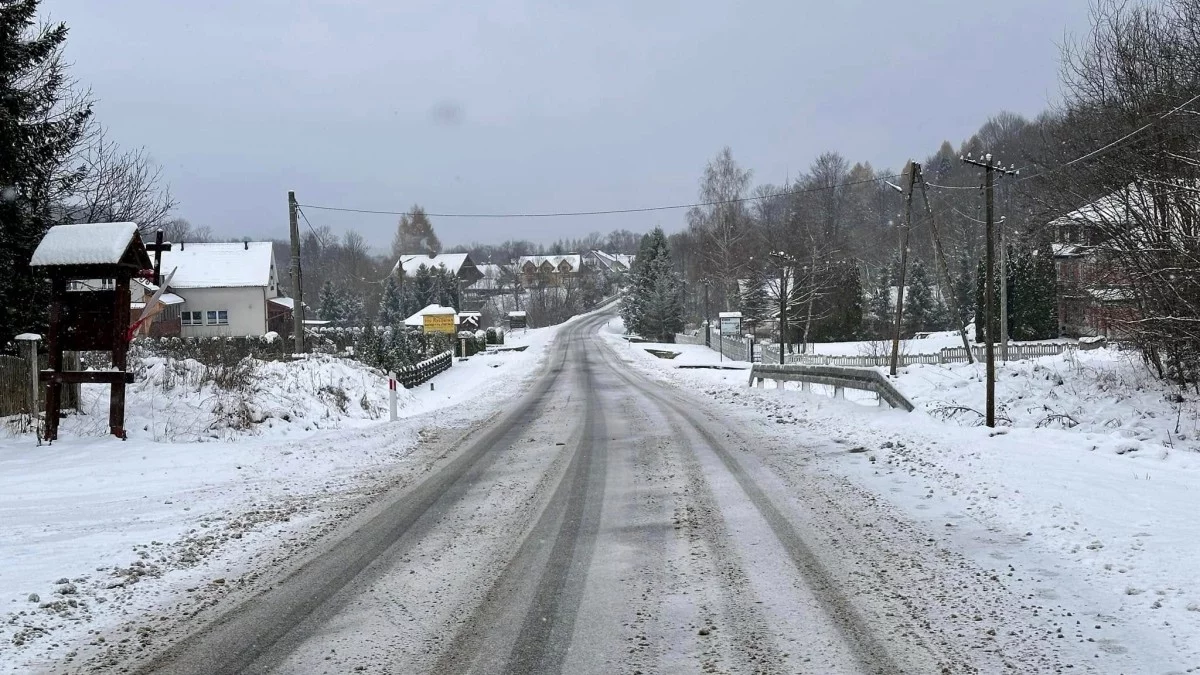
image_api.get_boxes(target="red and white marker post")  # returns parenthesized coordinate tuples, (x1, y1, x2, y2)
(388, 371, 398, 421)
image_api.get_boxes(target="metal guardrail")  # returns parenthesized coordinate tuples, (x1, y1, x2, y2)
(776, 342, 1074, 367)
(398, 351, 452, 388)
(747, 363, 915, 412)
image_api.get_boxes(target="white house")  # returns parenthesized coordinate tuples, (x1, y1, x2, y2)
(157, 241, 282, 337)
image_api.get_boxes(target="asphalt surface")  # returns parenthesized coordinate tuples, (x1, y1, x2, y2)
(127, 311, 1063, 674)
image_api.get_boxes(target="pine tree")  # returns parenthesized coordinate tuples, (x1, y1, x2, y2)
(378, 275, 403, 327)
(740, 270, 770, 334)
(904, 261, 935, 336)
(391, 205, 442, 257)
(340, 288, 365, 328)
(952, 252, 974, 330)
(318, 280, 343, 324)
(620, 227, 682, 340)
(412, 264, 434, 309)
(0, 2, 92, 345)
(868, 268, 892, 337)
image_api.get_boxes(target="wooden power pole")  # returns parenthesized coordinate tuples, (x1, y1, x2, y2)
(960, 153, 1017, 427)
(288, 191, 304, 354)
(890, 162, 916, 377)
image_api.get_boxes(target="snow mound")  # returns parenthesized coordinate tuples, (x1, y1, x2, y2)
(53, 354, 405, 442)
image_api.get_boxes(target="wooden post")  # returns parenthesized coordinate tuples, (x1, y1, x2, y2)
(289, 191, 304, 354)
(15, 335, 39, 421)
(44, 278, 65, 441)
(890, 162, 915, 376)
(111, 273, 132, 439)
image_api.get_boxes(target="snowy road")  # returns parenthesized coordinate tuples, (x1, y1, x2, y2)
(123, 312, 1079, 674)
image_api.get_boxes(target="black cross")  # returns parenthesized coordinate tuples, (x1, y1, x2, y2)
(145, 229, 173, 286)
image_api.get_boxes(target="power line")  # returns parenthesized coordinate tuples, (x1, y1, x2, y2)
(296, 206, 393, 286)
(296, 174, 898, 220)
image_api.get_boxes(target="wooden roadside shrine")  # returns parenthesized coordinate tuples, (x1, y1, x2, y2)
(29, 222, 153, 441)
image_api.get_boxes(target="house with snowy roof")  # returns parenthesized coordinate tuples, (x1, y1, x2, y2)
(155, 241, 285, 337)
(517, 254, 583, 288)
(1049, 187, 1144, 338)
(392, 253, 483, 287)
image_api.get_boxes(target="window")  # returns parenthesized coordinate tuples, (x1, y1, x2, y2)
(206, 310, 229, 326)
(182, 311, 203, 326)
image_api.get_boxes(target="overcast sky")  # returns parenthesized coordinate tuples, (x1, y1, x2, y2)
(45, 0, 1093, 250)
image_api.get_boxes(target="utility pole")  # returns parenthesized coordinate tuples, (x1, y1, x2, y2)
(288, 191, 304, 354)
(890, 162, 915, 376)
(703, 280, 711, 347)
(770, 251, 797, 365)
(961, 153, 1018, 427)
(914, 164, 973, 363)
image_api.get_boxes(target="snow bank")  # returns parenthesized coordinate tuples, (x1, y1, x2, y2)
(606, 322, 1200, 670)
(0, 322, 566, 671)
(31, 353, 402, 443)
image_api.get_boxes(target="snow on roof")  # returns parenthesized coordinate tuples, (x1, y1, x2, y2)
(518, 254, 582, 270)
(158, 242, 275, 288)
(508, 311, 527, 317)
(269, 297, 295, 309)
(13, 333, 41, 341)
(30, 222, 140, 267)
(1051, 243, 1086, 258)
(395, 253, 471, 276)
(160, 293, 185, 306)
(404, 303, 458, 327)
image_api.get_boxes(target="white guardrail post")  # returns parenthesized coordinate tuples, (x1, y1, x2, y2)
(388, 371, 398, 421)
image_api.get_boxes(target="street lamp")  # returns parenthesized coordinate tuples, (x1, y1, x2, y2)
(699, 278, 712, 347)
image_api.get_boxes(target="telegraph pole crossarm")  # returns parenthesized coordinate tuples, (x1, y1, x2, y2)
(959, 153, 1018, 428)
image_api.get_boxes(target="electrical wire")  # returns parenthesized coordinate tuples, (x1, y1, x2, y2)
(296, 174, 899, 220)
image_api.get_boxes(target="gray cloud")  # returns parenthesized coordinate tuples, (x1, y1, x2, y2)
(45, 0, 1093, 247)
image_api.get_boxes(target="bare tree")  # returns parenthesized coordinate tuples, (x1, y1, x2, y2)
(64, 126, 175, 233)
(688, 147, 753, 309)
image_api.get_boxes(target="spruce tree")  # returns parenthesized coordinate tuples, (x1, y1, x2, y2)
(620, 227, 682, 340)
(952, 253, 974, 330)
(0, 2, 92, 345)
(740, 270, 770, 334)
(378, 275, 403, 327)
(904, 261, 935, 336)
(868, 268, 892, 338)
(318, 280, 342, 324)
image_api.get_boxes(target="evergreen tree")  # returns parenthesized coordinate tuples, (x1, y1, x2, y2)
(391, 205, 441, 257)
(412, 264, 434, 309)
(812, 262, 865, 341)
(0, 3, 92, 345)
(868, 268, 892, 337)
(1008, 244, 1059, 340)
(621, 227, 683, 340)
(340, 288, 365, 328)
(904, 261, 935, 335)
(378, 275, 403, 327)
(952, 252, 974, 330)
(318, 280, 342, 324)
(740, 269, 770, 334)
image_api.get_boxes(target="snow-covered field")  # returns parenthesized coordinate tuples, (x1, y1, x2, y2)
(610, 322, 1200, 669)
(0, 325, 560, 672)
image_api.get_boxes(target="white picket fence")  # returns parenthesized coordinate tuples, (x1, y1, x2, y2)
(675, 330, 1075, 367)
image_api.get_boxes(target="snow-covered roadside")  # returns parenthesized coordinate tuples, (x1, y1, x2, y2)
(605, 319, 1200, 670)
(0, 324, 562, 672)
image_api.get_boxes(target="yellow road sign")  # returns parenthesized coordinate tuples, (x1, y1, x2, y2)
(423, 314, 456, 334)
